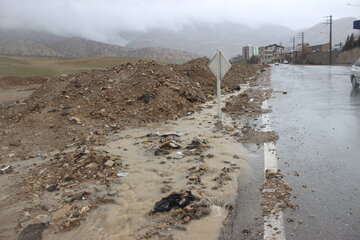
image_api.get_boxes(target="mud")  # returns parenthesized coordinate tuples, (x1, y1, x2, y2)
(33, 89, 250, 240)
(0, 60, 274, 240)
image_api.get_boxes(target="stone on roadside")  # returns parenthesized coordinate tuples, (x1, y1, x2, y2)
(79, 206, 90, 214)
(86, 163, 98, 169)
(33, 214, 51, 224)
(10, 140, 22, 146)
(69, 117, 81, 124)
(104, 160, 114, 167)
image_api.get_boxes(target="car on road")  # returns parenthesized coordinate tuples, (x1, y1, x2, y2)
(351, 58, 360, 88)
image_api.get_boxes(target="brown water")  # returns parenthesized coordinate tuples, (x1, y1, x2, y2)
(40, 87, 253, 240)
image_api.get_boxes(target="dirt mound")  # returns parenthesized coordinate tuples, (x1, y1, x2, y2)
(0, 58, 262, 160)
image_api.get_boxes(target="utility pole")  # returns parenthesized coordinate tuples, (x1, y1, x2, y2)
(289, 37, 296, 63)
(296, 32, 305, 62)
(298, 32, 304, 57)
(324, 15, 333, 65)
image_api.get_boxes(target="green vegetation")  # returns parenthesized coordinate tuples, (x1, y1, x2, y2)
(0, 56, 140, 76)
(342, 34, 360, 52)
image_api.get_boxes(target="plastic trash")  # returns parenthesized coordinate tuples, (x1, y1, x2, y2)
(0, 165, 13, 174)
(117, 172, 129, 177)
(154, 190, 195, 212)
(156, 131, 183, 137)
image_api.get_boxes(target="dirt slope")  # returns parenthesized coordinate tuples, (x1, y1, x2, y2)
(0, 58, 261, 160)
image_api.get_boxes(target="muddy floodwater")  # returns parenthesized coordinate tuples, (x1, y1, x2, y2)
(40, 88, 253, 240)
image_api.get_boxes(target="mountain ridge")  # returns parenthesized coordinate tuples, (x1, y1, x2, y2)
(0, 17, 357, 60)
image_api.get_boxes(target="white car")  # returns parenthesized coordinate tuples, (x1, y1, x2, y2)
(351, 58, 360, 88)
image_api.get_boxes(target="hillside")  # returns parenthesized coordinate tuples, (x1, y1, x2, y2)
(0, 30, 198, 63)
(304, 17, 357, 46)
(0, 39, 63, 57)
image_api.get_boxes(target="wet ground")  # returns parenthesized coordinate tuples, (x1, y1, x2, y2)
(270, 64, 360, 240)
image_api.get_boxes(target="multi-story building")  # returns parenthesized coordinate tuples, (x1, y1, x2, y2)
(242, 45, 259, 61)
(259, 44, 285, 63)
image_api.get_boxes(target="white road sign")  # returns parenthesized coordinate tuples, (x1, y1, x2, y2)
(208, 50, 232, 80)
(208, 50, 232, 118)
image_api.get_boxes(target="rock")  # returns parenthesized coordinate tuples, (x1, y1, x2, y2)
(108, 190, 118, 196)
(86, 163, 98, 169)
(194, 207, 211, 219)
(182, 215, 191, 223)
(172, 225, 187, 231)
(33, 214, 51, 224)
(64, 176, 74, 181)
(69, 117, 81, 124)
(10, 140, 22, 146)
(52, 204, 73, 221)
(18, 223, 46, 240)
(224, 126, 234, 132)
(79, 206, 90, 214)
(194, 199, 211, 208)
(46, 184, 58, 192)
(100, 109, 108, 117)
(104, 160, 114, 167)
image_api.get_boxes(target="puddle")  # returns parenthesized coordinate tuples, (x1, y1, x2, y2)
(173, 206, 227, 240)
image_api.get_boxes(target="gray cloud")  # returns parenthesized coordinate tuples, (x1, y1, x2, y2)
(0, 0, 358, 44)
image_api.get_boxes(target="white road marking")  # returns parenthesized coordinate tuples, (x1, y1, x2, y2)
(262, 100, 286, 240)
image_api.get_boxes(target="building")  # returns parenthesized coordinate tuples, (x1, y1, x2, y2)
(259, 44, 285, 63)
(242, 45, 259, 61)
(306, 43, 330, 53)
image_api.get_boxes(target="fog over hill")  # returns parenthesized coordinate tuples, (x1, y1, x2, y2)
(0, 17, 357, 59)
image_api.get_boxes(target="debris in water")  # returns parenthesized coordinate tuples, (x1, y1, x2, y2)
(186, 137, 208, 150)
(0, 165, 13, 174)
(117, 172, 129, 177)
(156, 132, 184, 137)
(233, 85, 241, 91)
(159, 140, 181, 149)
(46, 184, 58, 192)
(154, 191, 195, 212)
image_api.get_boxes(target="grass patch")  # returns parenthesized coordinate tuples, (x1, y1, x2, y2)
(0, 56, 140, 76)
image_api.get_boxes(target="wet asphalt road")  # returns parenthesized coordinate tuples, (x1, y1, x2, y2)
(269, 64, 360, 240)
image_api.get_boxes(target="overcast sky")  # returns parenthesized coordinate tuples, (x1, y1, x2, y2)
(0, 0, 358, 42)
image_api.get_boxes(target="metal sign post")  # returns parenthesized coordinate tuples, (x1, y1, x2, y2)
(208, 49, 232, 119)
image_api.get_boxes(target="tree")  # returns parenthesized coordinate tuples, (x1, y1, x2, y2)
(343, 34, 358, 51)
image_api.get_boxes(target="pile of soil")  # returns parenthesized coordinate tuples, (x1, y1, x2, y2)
(260, 170, 298, 216)
(0, 58, 262, 160)
(223, 88, 272, 118)
(223, 75, 279, 144)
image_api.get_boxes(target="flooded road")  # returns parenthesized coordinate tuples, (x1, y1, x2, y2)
(269, 65, 360, 240)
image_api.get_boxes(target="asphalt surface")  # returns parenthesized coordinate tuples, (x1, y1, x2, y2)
(269, 64, 360, 240)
